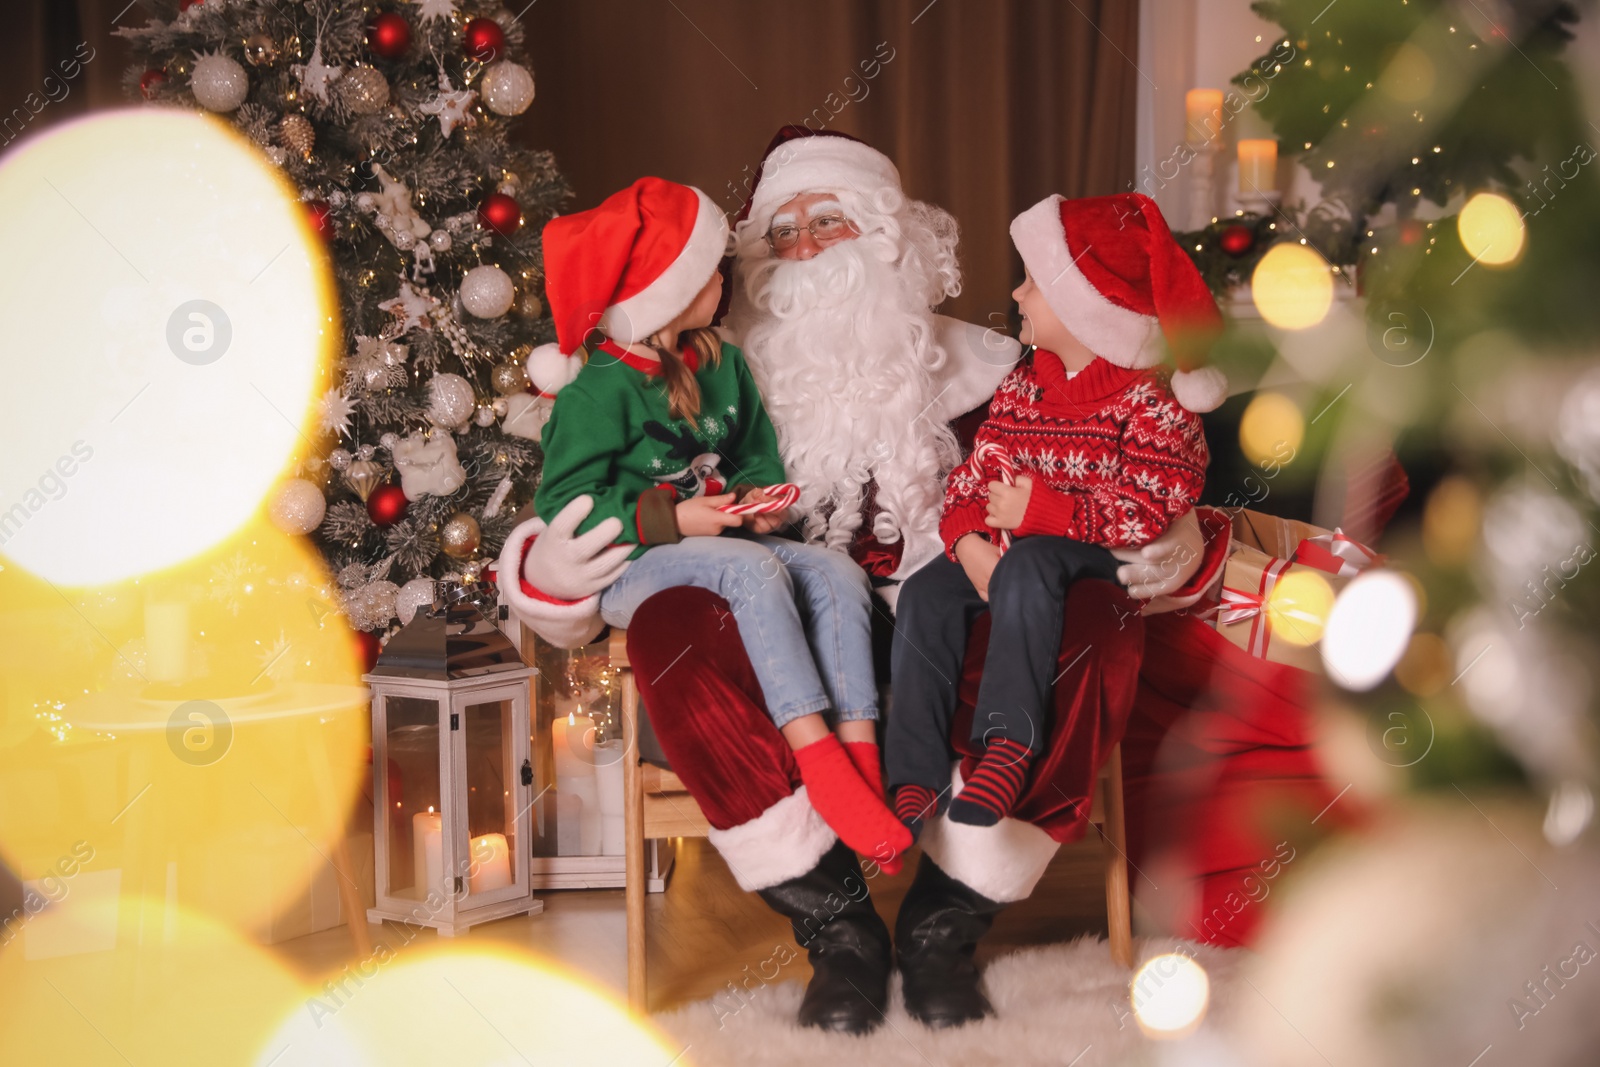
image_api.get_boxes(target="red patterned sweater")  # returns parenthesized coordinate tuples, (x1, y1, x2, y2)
(940, 350, 1208, 559)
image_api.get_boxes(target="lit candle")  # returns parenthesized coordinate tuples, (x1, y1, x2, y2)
(1185, 89, 1224, 144)
(551, 711, 595, 781)
(468, 832, 512, 894)
(1238, 139, 1279, 195)
(145, 602, 190, 684)
(412, 806, 444, 900)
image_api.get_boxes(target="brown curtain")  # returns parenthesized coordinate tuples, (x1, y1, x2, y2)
(0, 0, 139, 137)
(520, 0, 1141, 325)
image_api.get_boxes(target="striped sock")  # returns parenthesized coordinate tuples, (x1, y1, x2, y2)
(894, 784, 940, 839)
(948, 738, 1034, 827)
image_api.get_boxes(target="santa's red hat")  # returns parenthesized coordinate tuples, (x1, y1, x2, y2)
(527, 177, 728, 397)
(739, 126, 902, 238)
(1009, 192, 1227, 413)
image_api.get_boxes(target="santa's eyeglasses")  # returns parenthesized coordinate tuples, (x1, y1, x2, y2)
(765, 214, 855, 251)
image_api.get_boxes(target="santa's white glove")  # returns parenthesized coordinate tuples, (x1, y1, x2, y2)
(521, 495, 633, 601)
(1111, 508, 1204, 599)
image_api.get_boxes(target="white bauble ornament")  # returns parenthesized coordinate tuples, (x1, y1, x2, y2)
(480, 61, 535, 116)
(429, 229, 452, 252)
(343, 580, 399, 630)
(191, 53, 250, 112)
(390, 431, 467, 498)
(427, 373, 476, 429)
(501, 392, 554, 440)
(268, 478, 326, 535)
(396, 578, 436, 625)
(459, 264, 515, 319)
(340, 66, 391, 115)
(474, 405, 497, 427)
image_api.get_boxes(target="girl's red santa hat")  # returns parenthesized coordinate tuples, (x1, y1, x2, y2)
(1009, 192, 1228, 413)
(526, 176, 729, 397)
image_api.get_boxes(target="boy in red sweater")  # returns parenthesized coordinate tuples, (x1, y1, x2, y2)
(887, 192, 1227, 832)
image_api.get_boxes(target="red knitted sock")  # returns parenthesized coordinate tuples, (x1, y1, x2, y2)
(842, 740, 885, 801)
(794, 735, 910, 875)
(894, 784, 940, 840)
(948, 738, 1034, 827)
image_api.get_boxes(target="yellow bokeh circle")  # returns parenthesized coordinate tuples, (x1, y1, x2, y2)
(1457, 192, 1525, 267)
(1251, 242, 1334, 330)
(1267, 568, 1335, 646)
(1238, 392, 1305, 467)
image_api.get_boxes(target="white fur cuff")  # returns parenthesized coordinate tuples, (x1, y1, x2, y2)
(919, 767, 1061, 903)
(707, 786, 838, 892)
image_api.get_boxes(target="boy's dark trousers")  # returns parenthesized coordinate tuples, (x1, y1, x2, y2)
(886, 534, 1125, 793)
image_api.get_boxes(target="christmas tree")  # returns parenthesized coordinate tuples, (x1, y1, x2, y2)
(120, 0, 567, 643)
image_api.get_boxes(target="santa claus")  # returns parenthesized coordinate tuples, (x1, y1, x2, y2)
(498, 129, 1325, 1035)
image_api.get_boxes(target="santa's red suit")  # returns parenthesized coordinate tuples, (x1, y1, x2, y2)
(498, 130, 1345, 1032)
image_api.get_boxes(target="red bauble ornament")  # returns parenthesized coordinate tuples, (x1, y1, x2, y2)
(140, 69, 168, 99)
(305, 200, 334, 240)
(1219, 224, 1255, 256)
(462, 18, 506, 62)
(367, 12, 413, 59)
(353, 629, 382, 673)
(478, 192, 522, 236)
(367, 483, 409, 526)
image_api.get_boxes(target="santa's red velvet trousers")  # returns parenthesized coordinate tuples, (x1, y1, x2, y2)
(625, 580, 1346, 943)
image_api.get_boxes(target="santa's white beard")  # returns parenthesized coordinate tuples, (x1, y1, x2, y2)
(729, 236, 961, 553)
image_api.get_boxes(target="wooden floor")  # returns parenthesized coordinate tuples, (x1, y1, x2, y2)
(272, 836, 1115, 1014)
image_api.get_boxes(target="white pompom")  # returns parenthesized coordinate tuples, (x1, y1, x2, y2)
(526, 343, 581, 396)
(1170, 366, 1228, 413)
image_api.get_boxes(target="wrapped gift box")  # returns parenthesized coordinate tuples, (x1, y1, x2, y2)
(1209, 509, 1385, 675)
(1213, 543, 1348, 674)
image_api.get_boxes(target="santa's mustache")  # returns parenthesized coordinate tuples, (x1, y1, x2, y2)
(742, 233, 902, 318)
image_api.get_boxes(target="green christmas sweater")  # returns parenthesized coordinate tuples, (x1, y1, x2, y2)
(535, 339, 787, 559)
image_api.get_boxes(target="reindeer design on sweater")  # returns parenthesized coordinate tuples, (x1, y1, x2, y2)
(642, 413, 742, 498)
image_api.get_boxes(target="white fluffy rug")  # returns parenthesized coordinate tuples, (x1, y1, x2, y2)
(654, 937, 1243, 1067)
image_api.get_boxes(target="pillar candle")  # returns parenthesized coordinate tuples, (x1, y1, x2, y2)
(467, 832, 512, 894)
(554, 792, 581, 854)
(145, 602, 190, 684)
(1185, 88, 1224, 144)
(551, 712, 595, 782)
(1238, 139, 1279, 195)
(411, 807, 443, 900)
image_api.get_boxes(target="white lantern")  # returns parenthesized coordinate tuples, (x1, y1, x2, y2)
(366, 594, 541, 935)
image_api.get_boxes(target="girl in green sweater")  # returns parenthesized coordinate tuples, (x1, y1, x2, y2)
(530, 178, 910, 873)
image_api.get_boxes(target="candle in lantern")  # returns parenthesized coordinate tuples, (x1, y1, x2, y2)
(551, 711, 595, 781)
(412, 806, 444, 900)
(1237, 139, 1279, 195)
(1185, 88, 1223, 144)
(145, 602, 190, 683)
(468, 832, 513, 894)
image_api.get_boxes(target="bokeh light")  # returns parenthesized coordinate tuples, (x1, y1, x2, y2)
(1267, 569, 1335, 647)
(1238, 392, 1306, 467)
(1321, 570, 1418, 690)
(1251, 243, 1334, 330)
(1421, 476, 1481, 566)
(0, 901, 305, 1066)
(1130, 952, 1210, 1038)
(259, 948, 689, 1064)
(1457, 192, 1526, 267)
(0, 109, 336, 586)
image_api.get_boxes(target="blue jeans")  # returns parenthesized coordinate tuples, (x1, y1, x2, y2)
(599, 534, 878, 728)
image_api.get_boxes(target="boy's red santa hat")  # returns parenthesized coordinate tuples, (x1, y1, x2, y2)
(527, 176, 729, 397)
(1009, 192, 1228, 413)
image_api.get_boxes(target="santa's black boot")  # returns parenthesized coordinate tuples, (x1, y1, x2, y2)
(894, 853, 1006, 1028)
(756, 840, 892, 1034)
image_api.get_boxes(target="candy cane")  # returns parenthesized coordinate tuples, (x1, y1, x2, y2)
(717, 483, 800, 516)
(971, 441, 1016, 550)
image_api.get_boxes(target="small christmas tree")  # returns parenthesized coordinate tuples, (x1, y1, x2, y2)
(120, 0, 568, 641)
